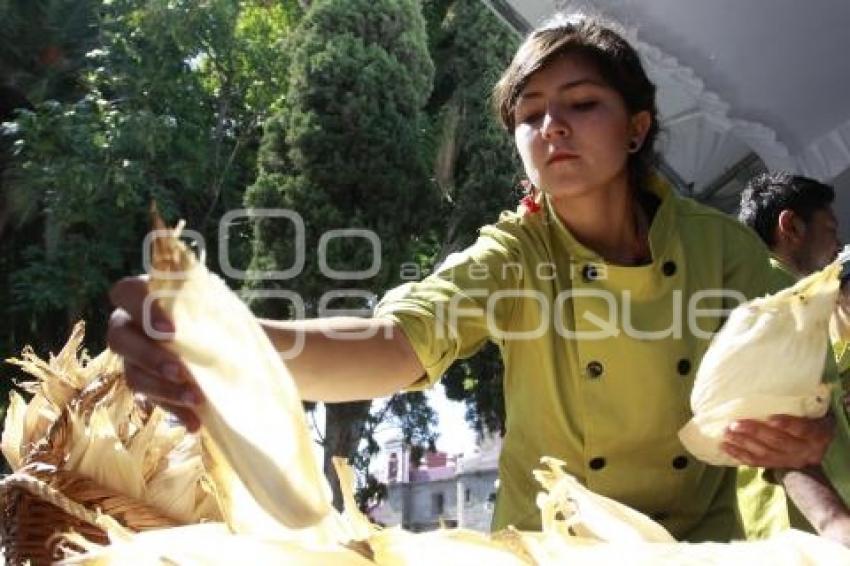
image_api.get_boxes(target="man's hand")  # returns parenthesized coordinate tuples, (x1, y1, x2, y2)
(782, 467, 850, 548)
(721, 414, 835, 468)
(822, 516, 850, 548)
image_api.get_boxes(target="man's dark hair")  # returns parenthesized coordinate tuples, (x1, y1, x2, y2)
(738, 172, 835, 247)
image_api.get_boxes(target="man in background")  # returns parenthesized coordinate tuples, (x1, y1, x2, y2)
(737, 171, 849, 543)
(739, 172, 840, 280)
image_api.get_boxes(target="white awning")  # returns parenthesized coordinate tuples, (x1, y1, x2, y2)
(483, 0, 850, 204)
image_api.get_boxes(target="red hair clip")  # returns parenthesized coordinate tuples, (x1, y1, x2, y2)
(520, 180, 541, 214)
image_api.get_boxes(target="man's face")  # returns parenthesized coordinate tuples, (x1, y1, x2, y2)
(798, 207, 841, 273)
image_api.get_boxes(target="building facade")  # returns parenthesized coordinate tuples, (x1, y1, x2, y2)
(371, 436, 501, 532)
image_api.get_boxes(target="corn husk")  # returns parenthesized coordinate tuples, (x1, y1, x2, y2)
(1, 390, 27, 470)
(145, 214, 333, 529)
(830, 281, 850, 342)
(56, 521, 374, 566)
(145, 435, 206, 522)
(67, 405, 145, 501)
(679, 250, 849, 465)
(198, 431, 348, 545)
(369, 527, 529, 566)
(532, 457, 674, 543)
(503, 461, 849, 564)
(2, 324, 221, 525)
(6, 321, 92, 457)
(54, 454, 377, 564)
(503, 527, 849, 565)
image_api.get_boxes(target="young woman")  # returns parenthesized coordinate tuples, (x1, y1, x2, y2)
(107, 16, 841, 542)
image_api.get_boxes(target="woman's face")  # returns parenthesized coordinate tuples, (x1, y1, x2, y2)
(513, 54, 649, 200)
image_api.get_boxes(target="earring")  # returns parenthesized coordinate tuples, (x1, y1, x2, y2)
(628, 139, 641, 153)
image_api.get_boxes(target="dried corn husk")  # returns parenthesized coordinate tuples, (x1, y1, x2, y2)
(504, 461, 850, 564)
(1, 390, 27, 470)
(679, 250, 850, 466)
(2, 324, 220, 525)
(198, 431, 346, 544)
(532, 457, 674, 543)
(54, 456, 377, 565)
(145, 435, 207, 523)
(145, 213, 332, 529)
(66, 405, 145, 500)
(830, 282, 850, 342)
(369, 527, 528, 566)
(504, 528, 850, 565)
(6, 321, 95, 457)
(56, 521, 374, 566)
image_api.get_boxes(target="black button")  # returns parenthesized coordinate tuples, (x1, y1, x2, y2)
(589, 457, 606, 470)
(677, 358, 691, 376)
(651, 511, 669, 522)
(582, 264, 599, 281)
(662, 260, 677, 276)
(585, 361, 604, 379)
(672, 455, 689, 470)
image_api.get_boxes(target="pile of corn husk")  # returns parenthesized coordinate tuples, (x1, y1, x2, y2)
(56, 456, 850, 565)
(679, 248, 850, 466)
(20, 216, 850, 564)
(1, 321, 220, 524)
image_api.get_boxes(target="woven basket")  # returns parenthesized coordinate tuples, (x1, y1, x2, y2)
(0, 373, 182, 565)
(0, 467, 179, 565)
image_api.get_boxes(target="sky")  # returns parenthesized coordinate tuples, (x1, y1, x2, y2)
(426, 384, 479, 455)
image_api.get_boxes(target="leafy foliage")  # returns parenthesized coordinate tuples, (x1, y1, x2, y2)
(243, 0, 438, 511)
(0, 0, 299, 383)
(1, 0, 523, 507)
(353, 391, 438, 512)
(0, 0, 100, 105)
(423, 1, 521, 439)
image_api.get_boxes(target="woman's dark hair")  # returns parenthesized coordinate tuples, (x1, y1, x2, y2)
(738, 172, 835, 247)
(492, 15, 659, 191)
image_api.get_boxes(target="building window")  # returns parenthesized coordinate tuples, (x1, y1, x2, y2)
(432, 492, 445, 515)
(388, 453, 398, 483)
(464, 488, 471, 503)
(485, 491, 497, 511)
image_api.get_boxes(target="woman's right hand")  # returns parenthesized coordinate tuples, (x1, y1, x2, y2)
(107, 275, 204, 431)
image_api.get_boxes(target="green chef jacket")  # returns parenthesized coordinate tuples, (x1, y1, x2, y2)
(375, 178, 814, 542)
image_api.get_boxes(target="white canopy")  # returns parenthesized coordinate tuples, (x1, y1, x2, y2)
(483, 0, 850, 213)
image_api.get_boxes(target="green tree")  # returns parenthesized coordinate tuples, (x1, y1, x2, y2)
(243, 0, 439, 510)
(0, 0, 300, 384)
(424, 1, 522, 438)
(0, 0, 101, 354)
(0, 0, 100, 107)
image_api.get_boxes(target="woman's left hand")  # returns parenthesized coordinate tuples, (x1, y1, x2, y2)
(721, 414, 835, 469)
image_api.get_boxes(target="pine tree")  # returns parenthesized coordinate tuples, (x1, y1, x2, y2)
(243, 0, 439, 510)
(425, 1, 521, 438)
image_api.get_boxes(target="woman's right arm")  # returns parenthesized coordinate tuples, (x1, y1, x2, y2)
(107, 276, 424, 430)
(259, 316, 425, 402)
